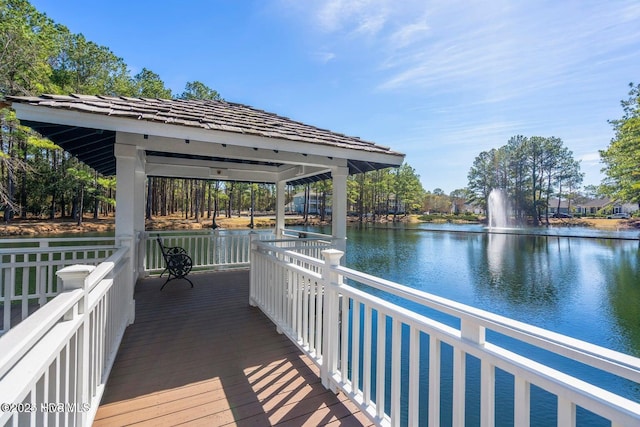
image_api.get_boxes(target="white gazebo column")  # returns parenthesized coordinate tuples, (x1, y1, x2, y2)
(115, 143, 138, 240)
(134, 155, 146, 277)
(331, 166, 349, 253)
(115, 142, 145, 324)
(275, 179, 286, 238)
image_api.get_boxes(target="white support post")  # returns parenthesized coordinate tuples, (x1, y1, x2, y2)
(115, 143, 137, 242)
(275, 180, 286, 238)
(56, 265, 95, 426)
(115, 142, 143, 325)
(557, 396, 576, 427)
(331, 167, 348, 254)
(117, 236, 136, 325)
(249, 232, 259, 307)
(134, 165, 146, 279)
(320, 249, 344, 392)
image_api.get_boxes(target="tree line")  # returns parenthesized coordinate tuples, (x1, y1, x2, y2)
(144, 164, 426, 227)
(466, 81, 639, 223)
(467, 135, 583, 225)
(3, 1, 636, 226)
(600, 83, 640, 210)
(0, 0, 224, 223)
(0, 0, 429, 225)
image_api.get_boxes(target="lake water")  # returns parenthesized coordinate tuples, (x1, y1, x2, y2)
(294, 223, 640, 426)
(7, 224, 638, 424)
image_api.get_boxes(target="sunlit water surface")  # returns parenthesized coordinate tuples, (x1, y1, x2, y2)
(295, 223, 640, 426)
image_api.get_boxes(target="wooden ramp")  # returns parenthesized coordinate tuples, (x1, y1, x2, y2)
(94, 270, 371, 426)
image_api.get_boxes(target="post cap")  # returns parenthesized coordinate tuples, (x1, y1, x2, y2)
(56, 265, 96, 289)
(321, 249, 344, 265)
(56, 264, 96, 276)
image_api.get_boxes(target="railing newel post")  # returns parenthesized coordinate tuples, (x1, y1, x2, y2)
(460, 318, 485, 345)
(321, 248, 344, 392)
(56, 264, 95, 426)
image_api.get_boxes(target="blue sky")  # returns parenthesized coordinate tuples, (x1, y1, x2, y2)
(30, 0, 640, 194)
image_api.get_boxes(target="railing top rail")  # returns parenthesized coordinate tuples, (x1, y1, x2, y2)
(0, 289, 83, 379)
(144, 229, 272, 236)
(0, 236, 116, 246)
(281, 228, 339, 240)
(258, 237, 337, 244)
(86, 246, 128, 291)
(255, 238, 332, 254)
(0, 244, 119, 256)
(254, 240, 327, 270)
(335, 264, 640, 383)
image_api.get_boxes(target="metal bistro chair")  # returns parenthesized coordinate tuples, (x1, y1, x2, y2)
(156, 234, 194, 290)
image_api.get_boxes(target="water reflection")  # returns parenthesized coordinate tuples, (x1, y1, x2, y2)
(601, 242, 640, 357)
(486, 231, 507, 278)
(299, 225, 640, 352)
(294, 224, 640, 423)
(468, 234, 579, 324)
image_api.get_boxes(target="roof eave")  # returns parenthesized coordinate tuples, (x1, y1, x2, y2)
(11, 102, 405, 168)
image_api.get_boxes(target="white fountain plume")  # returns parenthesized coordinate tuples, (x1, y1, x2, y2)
(487, 189, 509, 229)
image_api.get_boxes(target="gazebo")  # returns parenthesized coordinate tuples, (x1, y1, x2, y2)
(4, 95, 640, 427)
(8, 93, 405, 262)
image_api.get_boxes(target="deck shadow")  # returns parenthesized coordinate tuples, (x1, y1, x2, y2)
(94, 270, 370, 426)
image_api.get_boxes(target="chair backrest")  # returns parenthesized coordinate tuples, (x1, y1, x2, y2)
(156, 234, 168, 257)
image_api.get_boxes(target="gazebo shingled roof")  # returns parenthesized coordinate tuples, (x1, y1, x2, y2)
(7, 94, 404, 184)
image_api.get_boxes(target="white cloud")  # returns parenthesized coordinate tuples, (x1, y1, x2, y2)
(311, 51, 337, 63)
(374, 1, 640, 102)
(314, 0, 390, 36)
(388, 19, 430, 49)
(272, 0, 638, 191)
(277, 0, 640, 105)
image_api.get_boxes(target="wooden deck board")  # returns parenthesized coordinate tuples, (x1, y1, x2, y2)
(94, 270, 371, 427)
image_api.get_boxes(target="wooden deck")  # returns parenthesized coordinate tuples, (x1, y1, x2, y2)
(94, 270, 372, 427)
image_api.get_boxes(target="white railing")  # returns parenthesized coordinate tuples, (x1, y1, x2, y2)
(1, 230, 330, 335)
(144, 229, 337, 273)
(0, 237, 118, 334)
(144, 229, 267, 273)
(250, 240, 640, 427)
(281, 227, 333, 240)
(0, 245, 132, 426)
(258, 237, 339, 275)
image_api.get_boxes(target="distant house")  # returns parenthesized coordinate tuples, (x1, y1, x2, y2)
(547, 198, 571, 215)
(621, 203, 639, 214)
(575, 198, 609, 215)
(286, 191, 332, 215)
(574, 198, 638, 216)
(463, 202, 484, 215)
